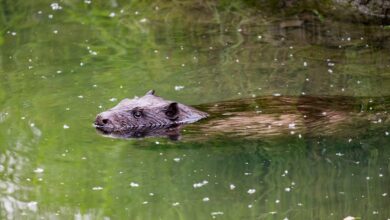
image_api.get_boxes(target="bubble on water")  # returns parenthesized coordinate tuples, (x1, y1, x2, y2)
(84, 0, 92, 4)
(63, 124, 70, 129)
(149, 193, 154, 196)
(202, 197, 210, 202)
(366, 176, 371, 180)
(53, 30, 58, 34)
(382, 193, 387, 196)
(174, 85, 184, 91)
(130, 182, 139, 187)
(109, 12, 116, 17)
(372, 211, 379, 215)
(139, 18, 148, 23)
(273, 93, 281, 97)
(269, 211, 277, 215)
(172, 202, 180, 206)
(275, 200, 280, 203)
(135, 11, 140, 15)
(385, 131, 389, 136)
(48, 14, 53, 19)
(11, 32, 16, 36)
(173, 158, 181, 162)
(248, 204, 253, 208)
(80, 62, 84, 66)
(34, 168, 44, 173)
(257, 35, 262, 39)
(303, 61, 307, 67)
(297, 203, 303, 206)
(288, 123, 295, 129)
(155, 141, 160, 145)
(142, 201, 148, 205)
(109, 98, 117, 102)
(247, 189, 256, 194)
(30, 123, 35, 127)
(283, 218, 289, 220)
(336, 152, 344, 156)
(50, 3, 63, 10)
(78, 95, 84, 99)
(343, 216, 356, 220)
(229, 184, 236, 190)
(193, 180, 208, 188)
(92, 186, 103, 191)
(285, 187, 291, 192)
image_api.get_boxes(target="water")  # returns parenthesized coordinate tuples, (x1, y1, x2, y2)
(0, 1, 389, 219)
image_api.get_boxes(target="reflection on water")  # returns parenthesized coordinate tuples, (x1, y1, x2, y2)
(0, 0, 389, 219)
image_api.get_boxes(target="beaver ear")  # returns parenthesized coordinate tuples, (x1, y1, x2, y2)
(165, 102, 179, 118)
(145, 90, 155, 95)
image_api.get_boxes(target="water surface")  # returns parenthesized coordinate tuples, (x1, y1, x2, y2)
(0, 1, 389, 219)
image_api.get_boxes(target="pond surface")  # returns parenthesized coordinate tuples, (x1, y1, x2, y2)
(0, 1, 389, 219)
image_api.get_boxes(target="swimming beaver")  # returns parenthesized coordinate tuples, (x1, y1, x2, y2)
(94, 90, 208, 135)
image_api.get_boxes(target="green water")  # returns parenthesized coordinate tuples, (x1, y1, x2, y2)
(0, 1, 389, 219)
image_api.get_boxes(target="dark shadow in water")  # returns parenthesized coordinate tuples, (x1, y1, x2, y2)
(96, 124, 182, 141)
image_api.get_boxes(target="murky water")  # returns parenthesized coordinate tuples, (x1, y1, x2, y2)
(0, 1, 389, 219)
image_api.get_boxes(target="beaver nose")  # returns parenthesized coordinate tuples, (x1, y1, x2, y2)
(95, 114, 111, 126)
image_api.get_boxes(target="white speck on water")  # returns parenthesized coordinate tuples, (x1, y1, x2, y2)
(385, 131, 389, 136)
(248, 204, 253, 208)
(48, 14, 53, 19)
(174, 85, 184, 91)
(78, 95, 84, 99)
(235, 59, 240, 63)
(328, 69, 333, 74)
(109, 98, 117, 102)
(237, 28, 242, 32)
(269, 211, 277, 215)
(181, 63, 185, 67)
(229, 184, 236, 190)
(306, 78, 310, 81)
(109, 12, 116, 17)
(247, 189, 256, 194)
(11, 32, 16, 36)
(273, 93, 281, 96)
(202, 197, 210, 202)
(336, 152, 344, 156)
(288, 123, 295, 129)
(172, 202, 180, 206)
(275, 200, 280, 203)
(211, 212, 224, 216)
(84, 0, 91, 4)
(142, 201, 148, 204)
(379, 173, 383, 177)
(348, 138, 352, 143)
(283, 218, 289, 220)
(303, 61, 307, 67)
(134, 11, 139, 15)
(130, 182, 139, 187)
(30, 123, 35, 127)
(63, 124, 70, 129)
(173, 158, 181, 162)
(93, 84, 97, 87)
(50, 3, 62, 10)
(34, 168, 44, 173)
(257, 35, 262, 39)
(297, 203, 303, 206)
(343, 216, 356, 220)
(98, 105, 102, 109)
(139, 18, 148, 23)
(382, 193, 387, 196)
(373, 211, 379, 215)
(53, 30, 58, 34)
(193, 180, 208, 188)
(92, 186, 103, 191)
(366, 176, 371, 180)
(285, 187, 291, 192)
(298, 134, 302, 138)
(155, 141, 160, 145)
(38, 10, 42, 14)
(328, 62, 335, 67)
(149, 193, 154, 196)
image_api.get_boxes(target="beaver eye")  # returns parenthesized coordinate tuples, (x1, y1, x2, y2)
(133, 110, 142, 118)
